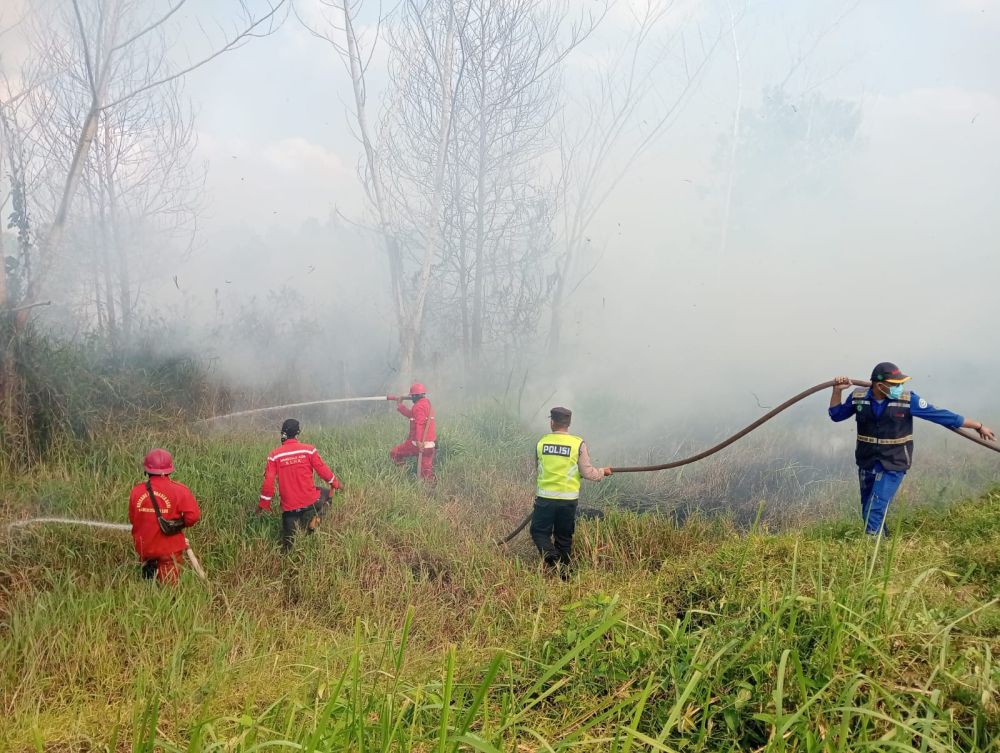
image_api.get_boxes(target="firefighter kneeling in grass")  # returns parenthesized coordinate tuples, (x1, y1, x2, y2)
(532, 406, 611, 576)
(129, 448, 201, 584)
(257, 419, 343, 551)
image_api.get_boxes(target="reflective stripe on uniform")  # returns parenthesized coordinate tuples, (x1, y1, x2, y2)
(269, 448, 316, 462)
(857, 434, 913, 445)
(410, 440, 436, 449)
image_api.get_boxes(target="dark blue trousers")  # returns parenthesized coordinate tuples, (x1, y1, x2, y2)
(530, 497, 577, 566)
(858, 467, 905, 535)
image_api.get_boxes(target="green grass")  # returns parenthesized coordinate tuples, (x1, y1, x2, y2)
(1, 409, 999, 751)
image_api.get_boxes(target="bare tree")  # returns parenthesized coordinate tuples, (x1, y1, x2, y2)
(296, 0, 454, 383)
(1, 0, 285, 460)
(19, 0, 287, 330)
(0, 25, 61, 440)
(379, 0, 468, 381)
(59, 52, 202, 346)
(548, 0, 723, 355)
(430, 0, 573, 372)
(301, 0, 605, 380)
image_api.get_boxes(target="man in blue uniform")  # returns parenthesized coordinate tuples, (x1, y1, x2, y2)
(829, 362, 995, 536)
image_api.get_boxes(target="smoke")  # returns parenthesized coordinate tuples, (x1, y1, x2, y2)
(3, 0, 999, 472)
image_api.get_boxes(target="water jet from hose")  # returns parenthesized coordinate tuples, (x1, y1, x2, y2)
(198, 395, 400, 424)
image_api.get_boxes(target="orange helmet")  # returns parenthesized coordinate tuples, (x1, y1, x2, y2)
(409, 383, 426, 395)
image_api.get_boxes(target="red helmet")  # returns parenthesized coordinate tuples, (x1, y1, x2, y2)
(143, 448, 175, 475)
(409, 383, 427, 395)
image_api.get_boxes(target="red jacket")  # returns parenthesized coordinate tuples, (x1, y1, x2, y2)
(128, 475, 201, 560)
(259, 438, 338, 512)
(397, 397, 436, 445)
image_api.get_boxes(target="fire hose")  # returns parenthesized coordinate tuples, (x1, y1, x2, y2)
(5, 518, 208, 581)
(198, 394, 423, 424)
(497, 378, 1000, 545)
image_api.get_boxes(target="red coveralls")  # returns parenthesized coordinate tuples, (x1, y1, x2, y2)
(391, 397, 436, 479)
(258, 438, 339, 512)
(128, 476, 201, 584)
(258, 438, 341, 550)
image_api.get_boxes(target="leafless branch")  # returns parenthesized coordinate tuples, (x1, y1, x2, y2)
(5, 300, 52, 313)
(103, 1, 289, 110)
(111, 0, 189, 53)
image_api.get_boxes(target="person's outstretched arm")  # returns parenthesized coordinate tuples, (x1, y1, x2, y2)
(960, 417, 996, 441)
(912, 394, 996, 440)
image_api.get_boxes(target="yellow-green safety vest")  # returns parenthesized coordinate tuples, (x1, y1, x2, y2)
(536, 433, 583, 500)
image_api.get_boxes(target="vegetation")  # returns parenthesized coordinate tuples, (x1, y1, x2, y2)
(1, 410, 998, 751)
(0, 324, 217, 468)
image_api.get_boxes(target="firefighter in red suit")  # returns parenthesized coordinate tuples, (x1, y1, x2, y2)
(390, 383, 436, 480)
(128, 448, 201, 584)
(258, 418, 343, 551)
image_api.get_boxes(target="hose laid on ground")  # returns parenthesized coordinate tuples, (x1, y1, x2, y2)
(6, 518, 208, 581)
(497, 378, 1000, 545)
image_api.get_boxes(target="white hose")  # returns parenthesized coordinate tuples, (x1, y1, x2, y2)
(198, 395, 390, 423)
(7, 518, 208, 582)
(6, 517, 131, 531)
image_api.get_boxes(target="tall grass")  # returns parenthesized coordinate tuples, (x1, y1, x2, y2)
(1, 410, 998, 751)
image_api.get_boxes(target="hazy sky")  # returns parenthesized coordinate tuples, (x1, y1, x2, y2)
(3, 0, 999, 410)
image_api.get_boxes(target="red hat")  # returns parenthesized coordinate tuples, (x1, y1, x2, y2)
(143, 448, 175, 475)
(409, 383, 427, 395)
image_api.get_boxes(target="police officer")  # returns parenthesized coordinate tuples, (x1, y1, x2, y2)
(829, 362, 995, 536)
(531, 406, 611, 573)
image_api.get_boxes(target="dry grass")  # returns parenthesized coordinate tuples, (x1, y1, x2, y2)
(1, 409, 998, 751)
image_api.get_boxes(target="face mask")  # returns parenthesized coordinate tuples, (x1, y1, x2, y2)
(887, 384, 905, 400)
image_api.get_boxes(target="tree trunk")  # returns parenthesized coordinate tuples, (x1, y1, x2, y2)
(404, 6, 457, 382)
(342, 1, 408, 373)
(24, 0, 122, 326)
(0, 111, 7, 311)
(0, 189, 16, 440)
(547, 245, 572, 356)
(93, 185, 119, 347)
(0, 105, 24, 452)
(104, 120, 132, 343)
(399, 326, 416, 386)
(470, 30, 489, 366)
(718, 1, 743, 262)
(471, 102, 487, 364)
